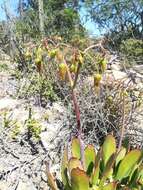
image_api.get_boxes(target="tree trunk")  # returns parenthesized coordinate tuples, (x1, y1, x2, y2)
(3, 0, 15, 58)
(38, 0, 45, 38)
(19, 0, 23, 18)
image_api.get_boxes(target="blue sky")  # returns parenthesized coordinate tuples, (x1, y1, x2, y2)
(0, 0, 19, 20)
(0, 0, 103, 36)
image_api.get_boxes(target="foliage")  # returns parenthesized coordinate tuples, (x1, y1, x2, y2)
(26, 118, 42, 140)
(84, 0, 143, 38)
(120, 38, 143, 65)
(2, 111, 13, 128)
(26, 108, 42, 140)
(16, 0, 85, 40)
(46, 134, 143, 190)
(0, 63, 8, 72)
(11, 122, 21, 139)
(17, 72, 58, 106)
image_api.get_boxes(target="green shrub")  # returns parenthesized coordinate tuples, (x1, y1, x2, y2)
(46, 135, 143, 190)
(26, 118, 42, 140)
(120, 38, 143, 57)
(120, 38, 143, 66)
(0, 63, 8, 72)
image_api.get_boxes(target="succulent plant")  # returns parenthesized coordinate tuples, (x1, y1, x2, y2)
(46, 135, 143, 190)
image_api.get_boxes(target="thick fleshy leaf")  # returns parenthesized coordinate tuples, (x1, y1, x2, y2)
(102, 182, 117, 190)
(45, 162, 58, 190)
(137, 165, 143, 185)
(102, 135, 116, 167)
(99, 154, 116, 187)
(115, 147, 126, 166)
(84, 145, 96, 174)
(71, 168, 89, 190)
(115, 150, 142, 181)
(68, 157, 83, 174)
(91, 149, 101, 186)
(92, 186, 101, 190)
(72, 137, 81, 159)
(61, 147, 70, 189)
(92, 163, 100, 186)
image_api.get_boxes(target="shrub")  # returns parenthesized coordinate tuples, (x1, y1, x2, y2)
(120, 38, 143, 66)
(120, 38, 143, 57)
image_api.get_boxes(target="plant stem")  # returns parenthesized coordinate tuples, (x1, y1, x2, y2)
(65, 60, 81, 132)
(118, 91, 125, 151)
(71, 90, 81, 132)
(72, 63, 81, 90)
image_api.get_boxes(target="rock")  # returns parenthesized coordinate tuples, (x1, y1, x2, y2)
(52, 102, 64, 113)
(111, 70, 127, 80)
(0, 181, 10, 190)
(17, 180, 36, 190)
(40, 122, 63, 150)
(133, 65, 143, 74)
(110, 63, 121, 71)
(0, 98, 21, 111)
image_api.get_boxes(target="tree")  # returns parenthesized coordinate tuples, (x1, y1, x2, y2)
(84, 0, 143, 39)
(3, 0, 16, 57)
(16, 0, 85, 40)
(38, 0, 45, 37)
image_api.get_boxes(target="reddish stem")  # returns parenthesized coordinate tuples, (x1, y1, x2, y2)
(72, 90, 81, 133)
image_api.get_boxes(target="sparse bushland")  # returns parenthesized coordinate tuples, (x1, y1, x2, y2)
(0, 1, 143, 190)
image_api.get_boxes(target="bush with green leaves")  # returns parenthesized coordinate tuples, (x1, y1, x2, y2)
(120, 38, 143, 66)
(46, 134, 143, 190)
(120, 38, 143, 57)
(26, 118, 42, 140)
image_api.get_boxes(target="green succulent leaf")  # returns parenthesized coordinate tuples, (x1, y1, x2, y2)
(72, 137, 81, 160)
(84, 145, 96, 175)
(102, 182, 117, 190)
(115, 147, 126, 167)
(100, 154, 116, 187)
(92, 163, 100, 186)
(91, 149, 102, 186)
(137, 165, 143, 185)
(61, 146, 70, 189)
(71, 168, 89, 190)
(102, 135, 116, 167)
(115, 150, 142, 181)
(91, 186, 100, 190)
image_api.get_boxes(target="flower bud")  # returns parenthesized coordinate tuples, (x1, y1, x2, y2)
(94, 74, 102, 87)
(48, 49, 57, 58)
(101, 59, 107, 72)
(59, 63, 67, 80)
(70, 64, 78, 73)
(78, 53, 84, 65)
